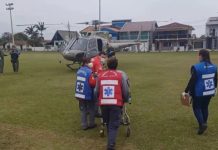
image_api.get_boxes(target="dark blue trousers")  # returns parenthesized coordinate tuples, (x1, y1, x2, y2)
(192, 96, 212, 127)
(79, 100, 95, 129)
(101, 106, 122, 147)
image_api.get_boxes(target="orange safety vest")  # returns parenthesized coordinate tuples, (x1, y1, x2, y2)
(98, 70, 123, 106)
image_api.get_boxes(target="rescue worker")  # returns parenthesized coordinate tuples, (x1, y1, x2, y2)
(95, 57, 130, 150)
(10, 46, 20, 72)
(90, 51, 107, 117)
(184, 49, 217, 135)
(90, 51, 107, 74)
(0, 49, 7, 74)
(106, 44, 115, 58)
(75, 57, 97, 130)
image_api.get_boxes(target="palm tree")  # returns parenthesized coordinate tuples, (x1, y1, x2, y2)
(25, 26, 38, 39)
(24, 26, 41, 47)
(35, 22, 47, 40)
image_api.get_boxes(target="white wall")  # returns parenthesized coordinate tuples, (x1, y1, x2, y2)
(32, 47, 56, 51)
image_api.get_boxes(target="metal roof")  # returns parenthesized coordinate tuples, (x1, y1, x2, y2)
(206, 17, 218, 26)
(156, 22, 194, 32)
(80, 26, 96, 33)
(112, 19, 132, 23)
(120, 21, 158, 32)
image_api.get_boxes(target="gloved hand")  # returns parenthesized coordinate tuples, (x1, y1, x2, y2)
(88, 63, 93, 68)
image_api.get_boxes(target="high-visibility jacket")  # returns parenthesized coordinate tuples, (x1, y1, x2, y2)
(91, 55, 103, 74)
(194, 61, 217, 97)
(75, 66, 94, 100)
(98, 70, 123, 106)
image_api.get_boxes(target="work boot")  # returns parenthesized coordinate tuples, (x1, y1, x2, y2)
(107, 144, 115, 150)
(88, 124, 97, 129)
(197, 124, 207, 135)
(82, 125, 89, 131)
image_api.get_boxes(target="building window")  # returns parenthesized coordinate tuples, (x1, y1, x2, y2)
(157, 30, 188, 39)
(180, 41, 186, 46)
(210, 29, 216, 36)
(119, 32, 129, 40)
(141, 32, 149, 40)
(130, 31, 139, 40)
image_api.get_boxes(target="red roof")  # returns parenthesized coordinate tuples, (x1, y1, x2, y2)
(80, 26, 96, 33)
(120, 21, 157, 32)
(156, 22, 194, 31)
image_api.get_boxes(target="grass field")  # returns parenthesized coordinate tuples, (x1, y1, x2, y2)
(0, 52, 218, 150)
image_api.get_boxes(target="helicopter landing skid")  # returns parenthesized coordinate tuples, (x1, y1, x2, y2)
(66, 62, 81, 70)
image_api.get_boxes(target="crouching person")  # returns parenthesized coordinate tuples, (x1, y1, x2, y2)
(75, 57, 97, 130)
(95, 56, 130, 150)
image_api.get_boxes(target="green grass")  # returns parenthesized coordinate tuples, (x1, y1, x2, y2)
(0, 52, 218, 150)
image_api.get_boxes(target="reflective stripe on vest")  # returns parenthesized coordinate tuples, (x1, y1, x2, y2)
(75, 66, 93, 100)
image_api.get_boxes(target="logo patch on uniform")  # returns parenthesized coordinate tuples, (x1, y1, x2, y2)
(204, 79, 214, 90)
(76, 82, 84, 93)
(103, 86, 114, 98)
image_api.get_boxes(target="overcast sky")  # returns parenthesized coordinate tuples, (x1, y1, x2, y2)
(0, 0, 218, 39)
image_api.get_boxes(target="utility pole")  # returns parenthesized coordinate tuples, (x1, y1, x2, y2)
(6, 3, 15, 45)
(67, 21, 71, 40)
(99, 0, 101, 31)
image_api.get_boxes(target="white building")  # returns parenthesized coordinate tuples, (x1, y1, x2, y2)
(206, 17, 218, 49)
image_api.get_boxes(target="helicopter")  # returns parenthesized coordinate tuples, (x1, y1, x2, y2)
(61, 20, 140, 70)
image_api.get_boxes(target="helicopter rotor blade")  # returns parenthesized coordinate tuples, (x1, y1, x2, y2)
(16, 24, 35, 26)
(76, 22, 90, 25)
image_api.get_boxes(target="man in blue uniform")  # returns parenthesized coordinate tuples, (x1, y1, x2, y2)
(75, 58, 97, 130)
(184, 49, 217, 135)
(10, 46, 20, 72)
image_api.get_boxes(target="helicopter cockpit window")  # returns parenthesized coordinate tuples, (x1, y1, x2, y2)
(88, 39, 97, 49)
(70, 38, 88, 51)
(86, 39, 98, 58)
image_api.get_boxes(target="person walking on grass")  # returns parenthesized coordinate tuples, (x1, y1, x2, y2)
(90, 51, 107, 117)
(183, 49, 217, 135)
(75, 57, 97, 130)
(0, 49, 7, 74)
(10, 45, 20, 72)
(95, 56, 130, 150)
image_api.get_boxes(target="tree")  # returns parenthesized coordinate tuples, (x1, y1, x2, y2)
(14, 32, 28, 41)
(0, 32, 12, 49)
(1, 32, 12, 43)
(24, 26, 42, 47)
(24, 26, 38, 39)
(35, 22, 47, 40)
(14, 32, 29, 50)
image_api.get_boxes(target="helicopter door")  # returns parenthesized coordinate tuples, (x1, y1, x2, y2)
(86, 39, 98, 58)
(97, 39, 103, 52)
